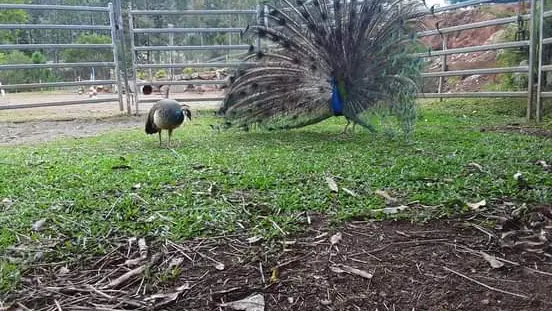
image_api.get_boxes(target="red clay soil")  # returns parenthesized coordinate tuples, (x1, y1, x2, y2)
(4, 205, 552, 311)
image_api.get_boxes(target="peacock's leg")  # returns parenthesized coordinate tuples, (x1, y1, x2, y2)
(341, 118, 351, 135)
(158, 131, 162, 146)
(347, 114, 377, 134)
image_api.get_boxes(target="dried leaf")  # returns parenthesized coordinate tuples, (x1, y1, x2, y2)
(383, 205, 408, 214)
(325, 177, 338, 192)
(215, 262, 225, 271)
(58, 266, 70, 275)
(467, 200, 486, 210)
(270, 267, 280, 283)
(330, 232, 342, 245)
(375, 190, 398, 203)
(144, 282, 191, 307)
(32, 219, 46, 232)
(219, 294, 265, 311)
(481, 251, 504, 269)
(466, 162, 484, 172)
(330, 264, 373, 279)
(342, 187, 358, 197)
(168, 257, 184, 269)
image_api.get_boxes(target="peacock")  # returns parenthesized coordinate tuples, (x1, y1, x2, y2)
(217, 0, 430, 137)
(145, 98, 192, 147)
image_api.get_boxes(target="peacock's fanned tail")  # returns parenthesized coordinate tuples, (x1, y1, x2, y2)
(219, 0, 429, 136)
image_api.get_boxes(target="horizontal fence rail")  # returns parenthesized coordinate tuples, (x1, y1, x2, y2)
(0, 2, 126, 113)
(133, 45, 253, 52)
(136, 62, 258, 69)
(133, 27, 246, 34)
(0, 3, 109, 11)
(0, 24, 112, 30)
(129, 9, 257, 15)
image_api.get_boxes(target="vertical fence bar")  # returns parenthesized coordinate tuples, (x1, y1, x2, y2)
(114, 0, 132, 115)
(438, 35, 448, 102)
(256, 2, 262, 51)
(108, 2, 124, 112)
(536, 0, 545, 122)
(527, 0, 538, 120)
(128, 4, 140, 115)
(168, 23, 174, 82)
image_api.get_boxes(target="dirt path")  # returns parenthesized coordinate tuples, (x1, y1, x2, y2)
(0, 91, 222, 146)
(5, 207, 552, 311)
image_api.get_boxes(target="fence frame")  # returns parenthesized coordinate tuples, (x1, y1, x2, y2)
(0, 2, 126, 112)
(414, 0, 537, 119)
(0, 0, 549, 122)
(127, 5, 264, 114)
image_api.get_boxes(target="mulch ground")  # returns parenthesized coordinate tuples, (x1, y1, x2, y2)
(3, 203, 552, 311)
(482, 124, 552, 139)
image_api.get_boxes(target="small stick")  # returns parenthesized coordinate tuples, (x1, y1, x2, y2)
(259, 262, 266, 284)
(54, 300, 63, 311)
(102, 265, 146, 289)
(443, 266, 529, 299)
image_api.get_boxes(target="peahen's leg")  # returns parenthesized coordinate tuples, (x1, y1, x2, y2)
(168, 129, 173, 148)
(158, 131, 162, 147)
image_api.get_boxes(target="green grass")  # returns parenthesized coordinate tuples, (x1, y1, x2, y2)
(1, 98, 551, 293)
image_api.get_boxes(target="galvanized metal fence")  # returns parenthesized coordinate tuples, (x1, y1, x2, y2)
(127, 5, 263, 114)
(0, 2, 126, 112)
(536, 1, 552, 121)
(416, 0, 539, 121)
(0, 0, 549, 122)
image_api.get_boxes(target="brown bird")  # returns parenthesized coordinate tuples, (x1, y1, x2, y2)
(145, 98, 192, 147)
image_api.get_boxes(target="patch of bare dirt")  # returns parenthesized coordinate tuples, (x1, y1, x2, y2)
(4, 204, 552, 311)
(0, 92, 223, 146)
(482, 124, 552, 138)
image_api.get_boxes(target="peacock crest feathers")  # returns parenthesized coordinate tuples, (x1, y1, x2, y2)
(219, 0, 433, 137)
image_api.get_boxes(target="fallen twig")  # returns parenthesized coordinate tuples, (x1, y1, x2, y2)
(443, 266, 529, 299)
(101, 265, 146, 290)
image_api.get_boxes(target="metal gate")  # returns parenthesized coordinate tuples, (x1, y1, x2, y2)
(127, 4, 263, 114)
(0, 2, 125, 112)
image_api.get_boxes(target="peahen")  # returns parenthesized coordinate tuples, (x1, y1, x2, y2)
(218, 0, 430, 137)
(145, 98, 192, 147)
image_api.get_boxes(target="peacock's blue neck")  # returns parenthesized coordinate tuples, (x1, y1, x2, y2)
(331, 78, 344, 116)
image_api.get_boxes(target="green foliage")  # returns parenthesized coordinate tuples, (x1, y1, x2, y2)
(0, 0, 30, 44)
(485, 24, 528, 91)
(61, 33, 112, 63)
(154, 69, 167, 79)
(183, 67, 194, 75)
(0, 50, 57, 89)
(0, 51, 33, 85)
(60, 33, 113, 81)
(137, 70, 148, 80)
